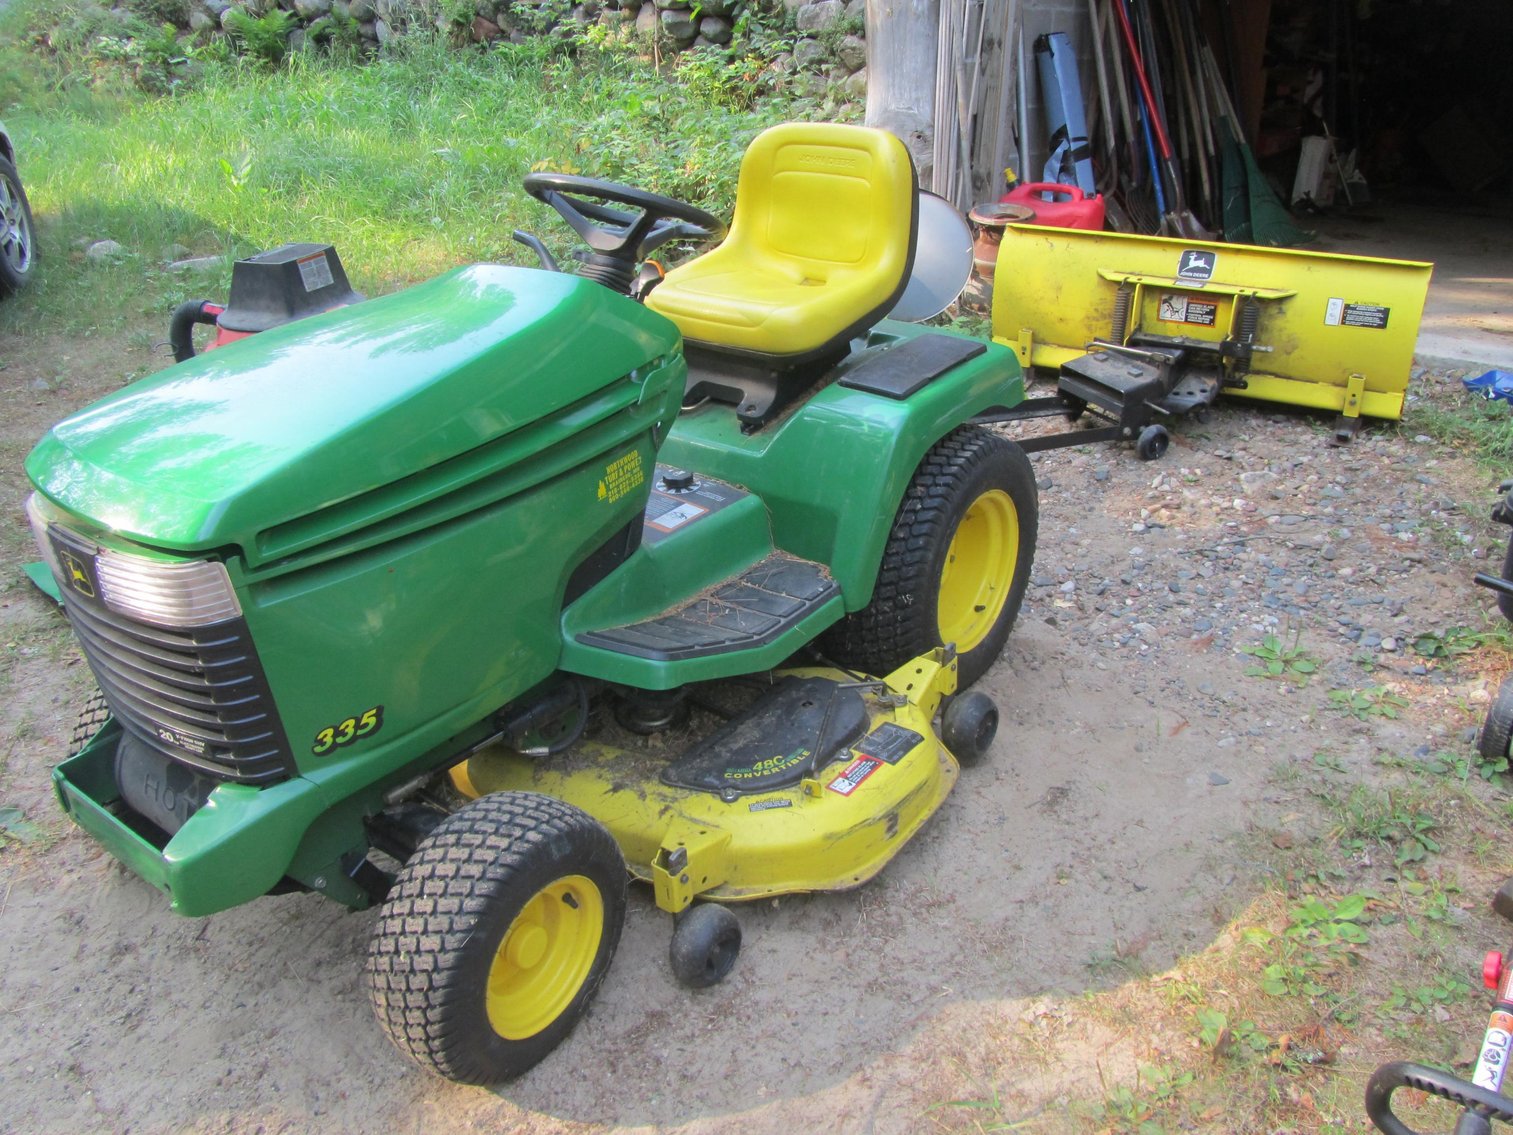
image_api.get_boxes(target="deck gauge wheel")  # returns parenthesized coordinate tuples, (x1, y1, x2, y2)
(670, 903, 742, 989)
(942, 690, 999, 766)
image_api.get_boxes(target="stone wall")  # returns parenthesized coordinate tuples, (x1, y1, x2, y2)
(187, 0, 866, 85)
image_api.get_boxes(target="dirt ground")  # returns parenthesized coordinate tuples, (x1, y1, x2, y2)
(0, 324, 1506, 1134)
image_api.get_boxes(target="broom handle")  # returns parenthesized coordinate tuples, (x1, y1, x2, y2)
(1111, 0, 1175, 159)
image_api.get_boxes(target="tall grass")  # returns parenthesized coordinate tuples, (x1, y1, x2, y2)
(0, 28, 795, 339)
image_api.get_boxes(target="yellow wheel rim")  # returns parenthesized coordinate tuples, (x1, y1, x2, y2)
(486, 875, 604, 1040)
(937, 488, 1020, 653)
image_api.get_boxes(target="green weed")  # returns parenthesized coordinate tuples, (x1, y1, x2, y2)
(1411, 396, 1513, 475)
(1328, 684, 1409, 720)
(0, 804, 42, 844)
(1240, 631, 1318, 684)
(1329, 786, 1442, 867)
(1412, 625, 1484, 660)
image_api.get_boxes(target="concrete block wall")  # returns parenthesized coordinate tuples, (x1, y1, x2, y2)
(1011, 0, 1097, 194)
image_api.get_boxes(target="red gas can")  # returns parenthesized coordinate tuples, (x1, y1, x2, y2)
(1001, 182, 1106, 230)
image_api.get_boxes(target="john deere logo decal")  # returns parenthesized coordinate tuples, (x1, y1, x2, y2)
(60, 548, 95, 598)
(1177, 250, 1216, 282)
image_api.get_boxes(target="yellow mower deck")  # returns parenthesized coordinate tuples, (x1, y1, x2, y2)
(457, 652, 961, 914)
(991, 225, 1432, 424)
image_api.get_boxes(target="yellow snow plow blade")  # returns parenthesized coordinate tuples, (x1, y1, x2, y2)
(991, 225, 1432, 422)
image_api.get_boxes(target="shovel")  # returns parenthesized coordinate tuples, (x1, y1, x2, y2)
(1110, 0, 1210, 238)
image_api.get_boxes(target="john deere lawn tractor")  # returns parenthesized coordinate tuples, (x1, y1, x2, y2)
(24, 123, 1037, 1084)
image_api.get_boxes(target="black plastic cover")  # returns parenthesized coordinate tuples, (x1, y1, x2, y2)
(661, 676, 868, 794)
(218, 242, 364, 333)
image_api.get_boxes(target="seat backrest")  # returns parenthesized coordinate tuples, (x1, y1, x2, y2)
(730, 122, 917, 289)
(646, 123, 918, 360)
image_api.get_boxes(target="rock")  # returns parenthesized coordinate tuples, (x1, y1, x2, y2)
(796, 0, 842, 31)
(86, 240, 127, 262)
(659, 6, 696, 39)
(634, 3, 656, 32)
(842, 67, 866, 99)
(294, 0, 330, 17)
(842, 0, 863, 20)
(374, 15, 392, 42)
(168, 256, 222, 273)
(1208, 771, 1231, 786)
(836, 32, 865, 71)
(698, 14, 730, 42)
(189, 8, 217, 30)
(793, 36, 827, 69)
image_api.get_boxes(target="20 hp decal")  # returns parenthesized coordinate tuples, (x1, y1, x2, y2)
(312, 705, 384, 755)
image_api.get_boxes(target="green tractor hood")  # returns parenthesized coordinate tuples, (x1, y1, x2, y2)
(27, 265, 683, 565)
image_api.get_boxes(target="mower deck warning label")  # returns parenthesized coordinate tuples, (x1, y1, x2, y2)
(1158, 294, 1218, 327)
(1325, 298, 1390, 329)
(854, 722, 923, 764)
(828, 755, 883, 795)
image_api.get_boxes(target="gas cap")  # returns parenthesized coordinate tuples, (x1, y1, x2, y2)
(660, 468, 697, 492)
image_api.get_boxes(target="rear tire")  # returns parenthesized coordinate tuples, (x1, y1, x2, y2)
(366, 792, 626, 1084)
(821, 426, 1038, 688)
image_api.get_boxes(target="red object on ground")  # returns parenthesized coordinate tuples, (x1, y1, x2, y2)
(1000, 182, 1106, 230)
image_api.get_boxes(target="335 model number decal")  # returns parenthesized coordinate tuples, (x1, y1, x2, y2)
(311, 705, 384, 756)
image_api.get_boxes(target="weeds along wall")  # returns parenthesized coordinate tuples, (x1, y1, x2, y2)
(48, 0, 868, 105)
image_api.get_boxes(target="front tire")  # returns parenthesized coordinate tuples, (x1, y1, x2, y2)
(821, 426, 1038, 688)
(0, 156, 36, 295)
(366, 792, 627, 1084)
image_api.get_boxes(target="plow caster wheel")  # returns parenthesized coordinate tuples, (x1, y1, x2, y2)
(942, 690, 998, 766)
(1480, 676, 1513, 766)
(670, 903, 741, 989)
(1135, 425, 1170, 462)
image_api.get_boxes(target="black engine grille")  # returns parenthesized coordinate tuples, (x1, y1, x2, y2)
(64, 592, 295, 786)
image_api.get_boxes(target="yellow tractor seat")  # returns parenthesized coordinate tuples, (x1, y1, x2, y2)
(646, 123, 918, 362)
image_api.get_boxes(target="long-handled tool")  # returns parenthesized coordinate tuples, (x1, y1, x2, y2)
(1110, 0, 1207, 237)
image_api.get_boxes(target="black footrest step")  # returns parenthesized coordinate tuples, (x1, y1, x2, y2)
(576, 554, 837, 661)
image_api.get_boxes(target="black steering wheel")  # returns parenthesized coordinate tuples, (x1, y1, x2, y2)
(523, 172, 725, 265)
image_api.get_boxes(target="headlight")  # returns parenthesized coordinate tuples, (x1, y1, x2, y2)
(26, 492, 242, 627)
(95, 552, 242, 627)
(24, 493, 63, 582)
